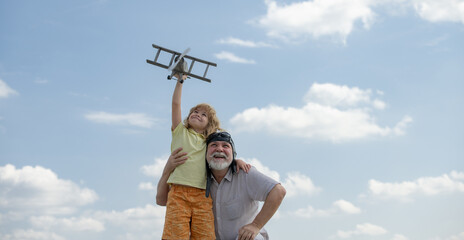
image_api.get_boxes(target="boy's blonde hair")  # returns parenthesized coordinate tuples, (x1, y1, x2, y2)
(184, 103, 221, 138)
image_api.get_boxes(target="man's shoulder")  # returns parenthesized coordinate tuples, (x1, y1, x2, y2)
(233, 165, 279, 201)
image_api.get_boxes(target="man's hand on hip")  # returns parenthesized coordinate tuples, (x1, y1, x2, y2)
(238, 222, 260, 240)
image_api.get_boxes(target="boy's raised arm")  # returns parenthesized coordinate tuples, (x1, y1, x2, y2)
(171, 81, 183, 131)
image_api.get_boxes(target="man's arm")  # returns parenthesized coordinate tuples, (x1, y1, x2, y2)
(238, 184, 286, 240)
(155, 147, 188, 206)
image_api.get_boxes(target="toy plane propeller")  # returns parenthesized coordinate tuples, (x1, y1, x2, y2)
(146, 44, 217, 83)
(167, 47, 190, 72)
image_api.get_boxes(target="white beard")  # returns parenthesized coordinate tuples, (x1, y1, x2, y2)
(208, 152, 231, 170)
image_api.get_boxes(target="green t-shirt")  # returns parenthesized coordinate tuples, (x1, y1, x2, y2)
(167, 123, 207, 189)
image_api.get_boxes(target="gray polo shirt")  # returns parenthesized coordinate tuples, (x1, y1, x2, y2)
(210, 166, 279, 240)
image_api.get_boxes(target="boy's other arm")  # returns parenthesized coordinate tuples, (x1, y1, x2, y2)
(235, 159, 251, 173)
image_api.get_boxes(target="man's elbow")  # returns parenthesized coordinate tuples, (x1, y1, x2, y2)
(275, 184, 286, 200)
(156, 195, 167, 206)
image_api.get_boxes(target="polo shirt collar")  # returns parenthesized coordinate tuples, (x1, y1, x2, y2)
(224, 168, 233, 182)
(211, 168, 233, 184)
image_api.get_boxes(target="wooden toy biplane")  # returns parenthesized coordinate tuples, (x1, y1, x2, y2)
(146, 44, 217, 83)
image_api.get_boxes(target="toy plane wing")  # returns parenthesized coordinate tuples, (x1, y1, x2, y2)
(146, 44, 217, 83)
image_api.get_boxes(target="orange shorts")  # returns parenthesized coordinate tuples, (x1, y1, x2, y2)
(162, 184, 215, 240)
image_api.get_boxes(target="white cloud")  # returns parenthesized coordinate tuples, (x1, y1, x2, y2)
(139, 154, 170, 191)
(336, 223, 388, 238)
(256, 0, 375, 43)
(217, 37, 276, 48)
(303, 83, 385, 109)
(0, 229, 65, 240)
(114, 232, 160, 240)
(0, 164, 98, 215)
(412, 0, 464, 24)
(0, 79, 19, 98)
(94, 204, 165, 231)
(138, 154, 169, 191)
(391, 234, 410, 240)
(214, 51, 256, 64)
(282, 172, 321, 197)
(85, 112, 157, 128)
(138, 182, 155, 191)
(294, 205, 332, 218)
(140, 155, 169, 178)
(30, 215, 105, 232)
(230, 83, 412, 142)
(1, 204, 166, 240)
(293, 199, 360, 218)
(451, 171, 464, 180)
(446, 232, 464, 240)
(376, 0, 464, 24)
(367, 171, 464, 201)
(247, 158, 281, 182)
(253, 0, 464, 44)
(333, 199, 361, 214)
(0, 161, 164, 239)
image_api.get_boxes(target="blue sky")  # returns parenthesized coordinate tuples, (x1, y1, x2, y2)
(1, 0, 463, 239)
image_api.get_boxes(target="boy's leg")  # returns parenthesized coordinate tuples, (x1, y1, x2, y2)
(190, 190, 215, 240)
(162, 185, 192, 240)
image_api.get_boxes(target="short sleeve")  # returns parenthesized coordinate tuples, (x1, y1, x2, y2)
(245, 167, 279, 201)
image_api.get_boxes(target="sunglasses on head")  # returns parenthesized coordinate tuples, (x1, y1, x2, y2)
(206, 131, 234, 146)
(214, 132, 231, 138)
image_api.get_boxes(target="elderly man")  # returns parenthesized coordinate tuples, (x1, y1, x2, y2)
(156, 132, 286, 240)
